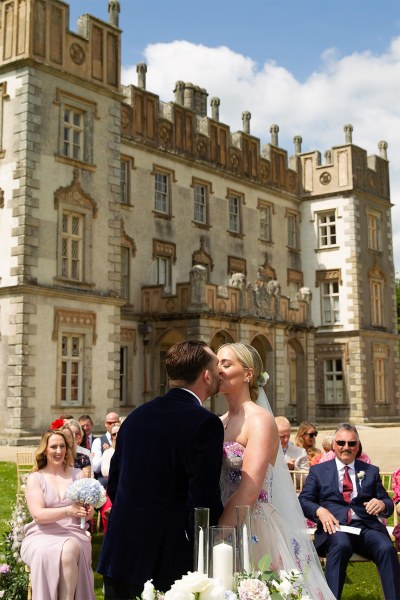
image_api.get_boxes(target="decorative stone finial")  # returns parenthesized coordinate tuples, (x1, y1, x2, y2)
(108, 1, 120, 28)
(242, 111, 251, 134)
(344, 124, 353, 144)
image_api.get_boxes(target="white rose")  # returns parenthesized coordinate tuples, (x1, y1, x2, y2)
(178, 572, 212, 593)
(200, 579, 225, 600)
(271, 577, 294, 596)
(143, 580, 156, 600)
(237, 578, 271, 600)
(164, 584, 195, 600)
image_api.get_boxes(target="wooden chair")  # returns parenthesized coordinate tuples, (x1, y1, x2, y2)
(291, 469, 308, 493)
(16, 451, 34, 495)
(380, 471, 393, 494)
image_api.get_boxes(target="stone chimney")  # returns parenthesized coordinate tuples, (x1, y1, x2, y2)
(270, 124, 279, 147)
(293, 135, 302, 154)
(242, 111, 251, 134)
(344, 124, 353, 144)
(184, 83, 195, 111)
(378, 140, 388, 160)
(211, 97, 220, 121)
(136, 63, 147, 90)
(108, 0, 120, 28)
(174, 81, 185, 106)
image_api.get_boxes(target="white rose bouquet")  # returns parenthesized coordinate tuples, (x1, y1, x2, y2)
(65, 478, 107, 529)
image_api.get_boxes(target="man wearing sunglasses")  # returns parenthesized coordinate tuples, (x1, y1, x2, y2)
(299, 422, 400, 600)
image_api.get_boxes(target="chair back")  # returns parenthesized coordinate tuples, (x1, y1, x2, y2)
(380, 471, 393, 494)
(16, 451, 35, 495)
(291, 469, 308, 493)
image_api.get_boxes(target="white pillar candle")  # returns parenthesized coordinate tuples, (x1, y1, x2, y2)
(242, 524, 250, 573)
(197, 526, 204, 573)
(213, 542, 233, 591)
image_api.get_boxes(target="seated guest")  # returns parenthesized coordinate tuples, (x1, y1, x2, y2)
(21, 429, 95, 600)
(392, 468, 400, 510)
(275, 416, 309, 472)
(299, 422, 399, 600)
(92, 411, 120, 486)
(295, 421, 322, 465)
(67, 419, 92, 477)
(319, 439, 371, 465)
(100, 423, 120, 532)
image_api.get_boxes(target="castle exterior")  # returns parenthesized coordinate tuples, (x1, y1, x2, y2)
(0, 0, 398, 442)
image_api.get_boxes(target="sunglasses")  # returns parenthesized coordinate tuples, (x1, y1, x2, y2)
(334, 440, 358, 447)
(305, 432, 318, 438)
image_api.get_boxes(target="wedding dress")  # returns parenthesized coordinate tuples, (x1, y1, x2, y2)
(220, 388, 336, 600)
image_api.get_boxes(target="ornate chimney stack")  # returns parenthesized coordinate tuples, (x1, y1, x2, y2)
(270, 124, 279, 147)
(211, 97, 220, 121)
(108, 0, 120, 28)
(174, 81, 185, 106)
(378, 140, 388, 160)
(136, 63, 147, 90)
(184, 83, 195, 111)
(293, 135, 302, 154)
(344, 124, 353, 144)
(242, 111, 251, 134)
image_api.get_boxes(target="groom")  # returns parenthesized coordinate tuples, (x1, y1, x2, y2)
(299, 422, 400, 600)
(98, 340, 224, 600)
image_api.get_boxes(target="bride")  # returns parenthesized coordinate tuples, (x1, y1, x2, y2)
(217, 342, 335, 600)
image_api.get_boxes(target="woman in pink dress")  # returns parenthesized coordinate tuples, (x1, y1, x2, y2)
(21, 429, 95, 600)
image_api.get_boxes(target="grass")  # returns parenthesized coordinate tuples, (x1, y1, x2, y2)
(0, 462, 387, 600)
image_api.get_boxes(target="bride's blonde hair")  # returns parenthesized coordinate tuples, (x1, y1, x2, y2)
(218, 342, 264, 402)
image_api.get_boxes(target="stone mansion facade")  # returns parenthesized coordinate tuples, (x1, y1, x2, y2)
(0, 0, 398, 442)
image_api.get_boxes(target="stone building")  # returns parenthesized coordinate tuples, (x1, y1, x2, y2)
(0, 0, 398, 442)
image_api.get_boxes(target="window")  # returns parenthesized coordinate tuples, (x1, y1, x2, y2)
(61, 211, 83, 281)
(157, 256, 171, 289)
(120, 158, 131, 205)
(324, 358, 344, 404)
(155, 172, 170, 214)
(259, 204, 272, 242)
(194, 184, 207, 224)
(367, 212, 382, 251)
(60, 334, 83, 405)
(63, 108, 83, 161)
(322, 280, 340, 324)
(371, 280, 383, 326)
(228, 194, 242, 233)
(287, 213, 299, 249)
(318, 211, 336, 247)
(121, 246, 130, 300)
(55, 89, 97, 167)
(374, 357, 386, 404)
(152, 240, 176, 293)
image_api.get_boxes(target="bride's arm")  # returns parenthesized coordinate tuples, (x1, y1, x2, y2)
(219, 411, 279, 526)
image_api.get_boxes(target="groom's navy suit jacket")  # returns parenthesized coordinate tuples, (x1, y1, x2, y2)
(97, 389, 224, 593)
(299, 458, 393, 549)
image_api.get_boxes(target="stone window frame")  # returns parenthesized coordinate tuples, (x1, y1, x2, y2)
(257, 198, 274, 244)
(54, 88, 98, 171)
(191, 177, 213, 229)
(372, 344, 389, 405)
(152, 164, 177, 218)
(52, 308, 96, 409)
(366, 208, 383, 252)
(152, 239, 176, 293)
(54, 170, 97, 290)
(317, 209, 338, 248)
(120, 155, 134, 206)
(316, 269, 342, 326)
(368, 265, 386, 328)
(315, 343, 347, 406)
(226, 188, 244, 237)
(285, 208, 301, 250)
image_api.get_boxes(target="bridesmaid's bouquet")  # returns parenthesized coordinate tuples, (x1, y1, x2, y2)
(65, 478, 107, 529)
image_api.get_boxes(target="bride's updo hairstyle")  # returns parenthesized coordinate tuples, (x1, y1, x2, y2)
(219, 342, 264, 402)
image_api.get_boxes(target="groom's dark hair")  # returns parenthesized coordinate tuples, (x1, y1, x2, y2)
(165, 340, 212, 383)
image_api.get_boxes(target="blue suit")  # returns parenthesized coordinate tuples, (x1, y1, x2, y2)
(299, 459, 400, 599)
(97, 389, 224, 598)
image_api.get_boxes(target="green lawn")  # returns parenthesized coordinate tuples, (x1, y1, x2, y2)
(0, 461, 387, 600)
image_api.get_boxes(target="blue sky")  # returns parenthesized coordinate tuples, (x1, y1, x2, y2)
(68, 0, 400, 274)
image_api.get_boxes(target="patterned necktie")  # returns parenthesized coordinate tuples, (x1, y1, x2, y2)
(86, 436, 91, 450)
(342, 465, 353, 523)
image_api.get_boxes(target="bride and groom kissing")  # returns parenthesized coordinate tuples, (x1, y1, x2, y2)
(98, 339, 335, 600)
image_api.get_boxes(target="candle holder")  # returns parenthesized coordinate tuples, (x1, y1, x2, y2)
(236, 505, 253, 574)
(194, 507, 209, 574)
(209, 526, 236, 591)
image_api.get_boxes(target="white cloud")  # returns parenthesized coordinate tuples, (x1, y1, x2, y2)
(122, 38, 400, 275)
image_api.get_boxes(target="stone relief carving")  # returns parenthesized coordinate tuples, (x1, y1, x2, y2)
(69, 43, 86, 65)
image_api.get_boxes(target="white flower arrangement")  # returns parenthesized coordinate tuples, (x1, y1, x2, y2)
(65, 477, 107, 528)
(257, 372, 269, 387)
(357, 471, 365, 484)
(142, 555, 309, 600)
